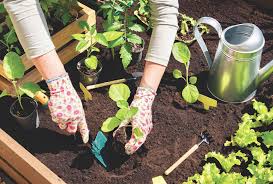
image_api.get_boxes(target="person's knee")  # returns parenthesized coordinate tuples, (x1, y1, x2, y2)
(149, 0, 179, 28)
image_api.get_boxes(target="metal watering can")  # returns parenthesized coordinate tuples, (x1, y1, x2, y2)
(194, 17, 273, 103)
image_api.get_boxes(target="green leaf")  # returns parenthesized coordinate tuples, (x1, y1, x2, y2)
(72, 34, 85, 41)
(108, 37, 125, 48)
(113, 4, 124, 12)
(116, 100, 129, 109)
(0, 90, 8, 98)
(109, 83, 130, 102)
(19, 82, 41, 98)
(268, 150, 273, 167)
(127, 34, 142, 45)
(172, 42, 191, 64)
(189, 76, 197, 85)
(14, 47, 21, 55)
(75, 39, 90, 52)
(92, 47, 100, 53)
(101, 117, 121, 132)
(133, 127, 144, 140)
(3, 52, 25, 80)
(103, 31, 124, 41)
(250, 147, 267, 166)
(106, 22, 124, 31)
(4, 30, 18, 45)
(119, 42, 132, 69)
(94, 33, 108, 47)
(173, 69, 183, 79)
(61, 11, 72, 25)
(84, 56, 98, 70)
(248, 163, 273, 183)
(0, 3, 6, 14)
(128, 24, 145, 32)
(261, 131, 273, 148)
(78, 20, 90, 31)
(205, 151, 247, 172)
(182, 84, 199, 103)
(253, 99, 268, 114)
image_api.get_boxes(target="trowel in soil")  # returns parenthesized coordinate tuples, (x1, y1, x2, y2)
(91, 131, 108, 168)
(198, 94, 217, 110)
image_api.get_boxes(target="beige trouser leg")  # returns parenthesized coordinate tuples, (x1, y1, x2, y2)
(3, 0, 55, 59)
(145, 0, 179, 66)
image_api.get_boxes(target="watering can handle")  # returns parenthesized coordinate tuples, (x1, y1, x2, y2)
(194, 17, 223, 68)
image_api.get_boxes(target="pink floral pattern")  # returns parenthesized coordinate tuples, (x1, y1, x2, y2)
(125, 87, 156, 155)
(47, 73, 89, 143)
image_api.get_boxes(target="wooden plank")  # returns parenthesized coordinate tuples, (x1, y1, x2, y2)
(0, 129, 66, 184)
(0, 2, 95, 80)
(0, 157, 30, 184)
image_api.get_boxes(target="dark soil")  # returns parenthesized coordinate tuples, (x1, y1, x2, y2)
(10, 98, 36, 117)
(1, 0, 273, 184)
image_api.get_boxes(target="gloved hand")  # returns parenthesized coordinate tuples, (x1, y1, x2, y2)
(47, 73, 89, 143)
(124, 87, 156, 155)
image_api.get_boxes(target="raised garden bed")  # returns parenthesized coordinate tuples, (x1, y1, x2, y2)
(0, 0, 273, 184)
(0, 2, 96, 94)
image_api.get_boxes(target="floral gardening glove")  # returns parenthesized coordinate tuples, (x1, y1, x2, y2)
(47, 73, 89, 143)
(125, 87, 156, 155)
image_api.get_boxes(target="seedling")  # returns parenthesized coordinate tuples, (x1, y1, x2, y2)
(172, 42, 199, 104)
(177, 14, 209, 44)
(101, 83, 144, 142)
(99, 0, 146, 68)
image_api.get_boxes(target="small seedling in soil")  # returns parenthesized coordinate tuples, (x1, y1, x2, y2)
(177, 13, 209, 44)
(172, 42, 199, 104)
(99, 0, 145, 68)
(101, 83, 144, 143)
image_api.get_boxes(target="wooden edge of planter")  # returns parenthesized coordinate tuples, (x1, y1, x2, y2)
(0, 1, 96, 80)
(0, 129, 66, 184)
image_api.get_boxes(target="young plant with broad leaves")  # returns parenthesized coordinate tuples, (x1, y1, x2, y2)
(72, 21, 108, 70)
(101, 83, 144, 141)
(99, 0, 145, 68)
(134, 0, 151, 27)
(0, 52, 43, 110)
(172, 42, 199, 103)
(184, 100, 273, 184)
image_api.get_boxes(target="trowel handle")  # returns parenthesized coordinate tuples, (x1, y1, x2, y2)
(34, 91, 49, 105)
(164, 144, 199, 176)
(86, 78, 127, 90)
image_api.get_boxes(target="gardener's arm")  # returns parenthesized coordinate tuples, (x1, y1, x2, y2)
(124, 0, 179, 154)
(3, 0, 89, 143)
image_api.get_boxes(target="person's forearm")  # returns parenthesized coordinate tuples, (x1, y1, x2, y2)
(4, 0, 65, 80)
(141, 0, 179, 91)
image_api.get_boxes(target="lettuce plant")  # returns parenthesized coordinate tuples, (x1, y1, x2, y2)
(101, 83, 144, 141)
(99, 0, 145, 69)
(172, 42, 199, 103)
(184, 100, 273, 184)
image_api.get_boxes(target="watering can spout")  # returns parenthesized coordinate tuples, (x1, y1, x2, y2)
(257, 60, 273, 87)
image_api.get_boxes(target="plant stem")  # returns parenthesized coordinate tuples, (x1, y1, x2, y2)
(111, 48, 115, 60)
(12, 81, 24, 110)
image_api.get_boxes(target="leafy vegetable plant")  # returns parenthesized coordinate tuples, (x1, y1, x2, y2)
(0, 52, 43, 111)
(172, 42, 199, 103)
(101, 83, 144, 141)
(99, 0, 145, 68)
(184, 100, 273, 184)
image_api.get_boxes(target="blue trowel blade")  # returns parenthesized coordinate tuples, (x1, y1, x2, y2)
(91, 131, 108, 168)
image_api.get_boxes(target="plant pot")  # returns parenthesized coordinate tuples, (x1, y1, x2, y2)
(10, 97, 39, 130)
(130, 39, 145, 66)
(77, 58, 103, 86)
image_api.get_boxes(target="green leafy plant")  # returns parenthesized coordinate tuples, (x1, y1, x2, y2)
(134, 0, 151, 27)
(40, 0, 78, 26)
(172, 42, 199, 103)
(184, 100, 273, 184)
(99, 0, 145, 68)
(177, 14, 209, 44)
(101, 83, 144, 141)
(72, 21, 107, 70)
(0, 51, 43, 110)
